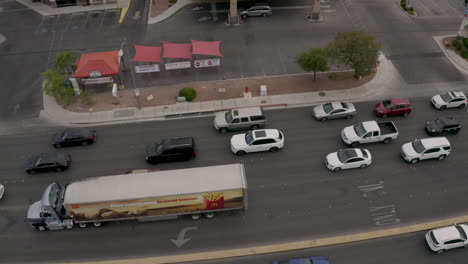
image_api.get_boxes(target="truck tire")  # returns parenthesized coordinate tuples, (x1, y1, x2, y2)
(191, 214, 201, 220)
(93, 222, 102, 227)
(78, 223, 87, 228)
(204, 212, 216, 219)
(383, 138, 391, 144)
(36, 226, 47, 232)
(351, 142, 359, 148)
(220, 127, 228, 134)
(250, 125, 259, 130)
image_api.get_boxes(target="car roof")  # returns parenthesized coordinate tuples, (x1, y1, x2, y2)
(362, 121, 379, 132)
(449, 91, 466, 98)
(64, 127, 91, 136)
(330, 102, 349, 109)
(253, 129, 280, 139)
(433, 225, 465, 242)
(390, 98, 410, 105)
(438, 117, 459, 126)
(161, 137, 193, 147)
(232, 107, 263, 117)
(420, 137, 450, 148)
(37, 152, 63, 162)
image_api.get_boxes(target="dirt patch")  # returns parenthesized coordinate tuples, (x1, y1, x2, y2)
(66, 71, 376, 112)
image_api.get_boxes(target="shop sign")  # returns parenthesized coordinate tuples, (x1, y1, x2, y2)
(82, 77, 113, 85)
(135, 64, 160, 73)
(194, 58, 220, 68)
(165, 61, 191, 70)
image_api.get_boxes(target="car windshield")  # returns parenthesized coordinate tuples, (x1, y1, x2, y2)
(456, 225, 467, 240)
(155, 144, 164, 153)
(435, 119, 444, 128)
(245, 131, 255, 145)
(225, 111, 234, 123)
(412, 140, 426, 154)
(440, 92, 453, 102)
(323, 103, 334, 114)
(35, 157, 43, 167)
(353, 123, 367, 137)
(61, 131, 69, 140)
(337, 149, 357, 163)
(430, 231, 439, 245)
(383, 100, 393, 109)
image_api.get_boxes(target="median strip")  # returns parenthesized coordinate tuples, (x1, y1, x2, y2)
(64, 214, 468, 264)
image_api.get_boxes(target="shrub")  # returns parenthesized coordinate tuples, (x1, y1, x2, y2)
(461, 50, 468, 59)
(179, 87, 196, 102)
(463, 38, 468, 49)
(328, 73, 337, 79)
(456, 44, 462, 51)
(456, 35, 463, 40)
(80, 89, 95, 106)
(452, 39, 459, 47)
(169, 0, 177, 3)
(400, 0, 406, 4)
(401, 3, 407, 9)
(407, 6, 414, 12)
(446, 42, 451, 48)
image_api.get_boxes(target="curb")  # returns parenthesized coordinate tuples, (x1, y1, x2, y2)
(433, 35, 468, 75)
(65, 214, 468, 264)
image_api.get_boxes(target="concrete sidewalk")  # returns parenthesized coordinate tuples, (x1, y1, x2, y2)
(39, 53, 399, 126)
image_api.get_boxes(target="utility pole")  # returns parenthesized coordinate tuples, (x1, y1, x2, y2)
(229, 0, 238, 25)
(306, 0, 322, 22)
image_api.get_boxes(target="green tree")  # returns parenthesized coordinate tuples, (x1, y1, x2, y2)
(54, 51, 77, 75)
(327, 31, 381, 79)
(296, 48, 329, 81)
(41, 69, 76, 106)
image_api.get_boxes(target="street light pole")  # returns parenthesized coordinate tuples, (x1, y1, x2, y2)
(120, 38, 141, 110)
(306, 0, 322, 22)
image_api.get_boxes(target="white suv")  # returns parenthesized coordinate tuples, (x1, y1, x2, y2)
(425, 224, 468, 253)
(230, 129, 284, 155)
(401, 137, 451, 164)
(431, 91, 467, 110)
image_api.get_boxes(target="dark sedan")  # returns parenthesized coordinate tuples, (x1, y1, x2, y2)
(52, 128, 95, 148)
(425, 117, 461, 136)
(26, 153, 71, 174)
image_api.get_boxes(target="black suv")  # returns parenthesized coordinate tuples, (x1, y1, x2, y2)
(26, 152, 71, 174)
(52, 128, 96, 148)
(425, 117, 461, 136)
(145, 137, 196, 164)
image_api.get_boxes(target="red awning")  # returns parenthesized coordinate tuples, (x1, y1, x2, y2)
(191, 40, 222, 56)
(132, 45, 163, 62)
(75, 50, 120, 78)
(162, 42, 192, 59)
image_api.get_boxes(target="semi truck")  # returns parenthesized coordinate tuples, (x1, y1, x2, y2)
(26, 163, 248, 231)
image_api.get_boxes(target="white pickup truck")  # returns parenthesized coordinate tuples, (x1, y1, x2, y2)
(341, 121, 399, 147)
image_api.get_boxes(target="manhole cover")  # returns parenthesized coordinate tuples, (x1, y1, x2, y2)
(319, 91, 326, 97)
(113, 108, 135, 117)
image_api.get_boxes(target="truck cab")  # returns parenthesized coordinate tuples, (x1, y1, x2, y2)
(26, 183, 73, 231)
(341, 121, 399, 147)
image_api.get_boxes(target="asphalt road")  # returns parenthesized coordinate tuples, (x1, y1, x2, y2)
(2, 97, 468, 263)
(193, 231, 468, 264)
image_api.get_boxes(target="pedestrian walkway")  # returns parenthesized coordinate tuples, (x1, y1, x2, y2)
(39, 53, 399, 126)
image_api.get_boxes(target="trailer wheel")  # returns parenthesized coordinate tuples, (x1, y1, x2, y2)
(93, 222, 102, 227)
(36, 226, 47, 232)
(204, 212, 216, 219)
(191, 214, 201, 220)
(78, 223, 87, 228)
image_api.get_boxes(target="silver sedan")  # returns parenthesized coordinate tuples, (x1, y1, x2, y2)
(313, 102, 356, 121)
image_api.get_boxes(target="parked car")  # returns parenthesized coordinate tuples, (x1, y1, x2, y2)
(400, 137, 451, 164)
(214, 107, 266, 133)
(230, 129, 284, 155)
(325, 148, 372, 171)
(425, 117, 461, 136)
(52, 127, 95, 148)
(0, 184, 4, 200)
(374, 98, 412, 118)
(425, 224, 468, 253)
(273, 256, 330, 264)
(431, 91, 467, 110)
(25, 152, 71, 174)
(313, 102, 356, 121)
(240, 6, 272, 18)
(145, 137, 196, 164)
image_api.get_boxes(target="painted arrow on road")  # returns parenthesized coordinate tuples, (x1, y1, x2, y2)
(171, 226, 198, 247)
